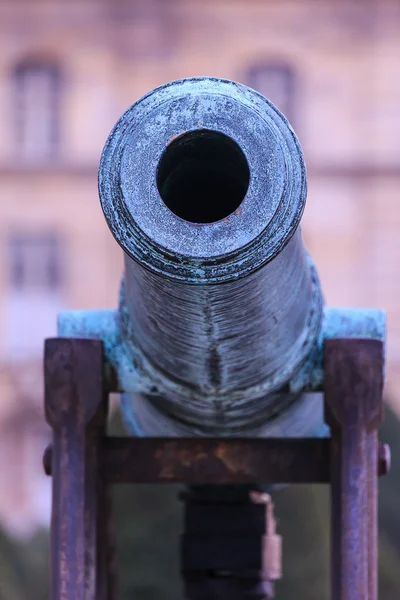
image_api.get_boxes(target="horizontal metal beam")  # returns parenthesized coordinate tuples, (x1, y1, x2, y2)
(43, 437, 390, 485)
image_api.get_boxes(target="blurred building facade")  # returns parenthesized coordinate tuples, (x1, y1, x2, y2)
(0, 0, 399, 537)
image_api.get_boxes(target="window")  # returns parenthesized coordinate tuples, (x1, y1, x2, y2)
(3, 233, 64, 360)
(245, 62, 295, 125)
(13, 60, 61, 161)
(9, 233, 62, 291)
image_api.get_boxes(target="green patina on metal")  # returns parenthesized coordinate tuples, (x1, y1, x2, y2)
(58, 305, 386, 394)
(58, 77, 386, 439)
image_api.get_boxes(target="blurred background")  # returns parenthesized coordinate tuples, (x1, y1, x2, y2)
(0, 0, 399, 598)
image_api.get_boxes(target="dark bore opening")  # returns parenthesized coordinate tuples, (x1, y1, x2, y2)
(157, 129, 250, 224)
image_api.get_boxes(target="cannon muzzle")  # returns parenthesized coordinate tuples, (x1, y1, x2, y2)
(59, 77, 385, 438)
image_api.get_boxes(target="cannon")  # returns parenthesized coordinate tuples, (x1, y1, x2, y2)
(45, 77, 387, 600)
(59, 77, 384, 438)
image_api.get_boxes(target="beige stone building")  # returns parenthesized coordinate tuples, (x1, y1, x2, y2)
(0, 0, 399, 536)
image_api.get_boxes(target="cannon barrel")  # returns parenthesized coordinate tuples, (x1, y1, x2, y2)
(58, 77, 385, 438)
(98, 77, 324, 437)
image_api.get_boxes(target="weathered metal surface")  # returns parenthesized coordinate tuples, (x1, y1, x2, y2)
(92, 76, 327, 438)
(367, 430, 379, 600)
(57, 303, 385, 442)
(58, 306, 386, 396)
(51, 77, 388, 441)
(181, 488, 279, 599)
(324, 338, 384, 600)
(105, 437, 331, 485)
(44, 437, 328, 484)
(44, 338, 116, 600)
(303, 307, 386, 391)
(99, 78, 307, 275)
(43, 435, 390, 485)
(43, 336, 388, 600)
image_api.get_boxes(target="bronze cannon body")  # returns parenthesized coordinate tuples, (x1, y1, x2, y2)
(59, 77, 384, 439)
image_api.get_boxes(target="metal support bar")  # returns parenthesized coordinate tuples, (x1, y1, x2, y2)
(44, 338, 116, 600)
(44, 437, 389, 485)
(325, 338, 384, 600)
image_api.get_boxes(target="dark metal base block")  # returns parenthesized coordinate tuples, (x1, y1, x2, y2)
(184, 577, 275, 600)
(180, 486, 281, 599)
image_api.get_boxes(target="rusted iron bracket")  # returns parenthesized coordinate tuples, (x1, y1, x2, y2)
(325, 338, 384, 600)
(44, 436, 389, 485)
(44, 338, 116, 600)
(44, 336, 387, 600)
